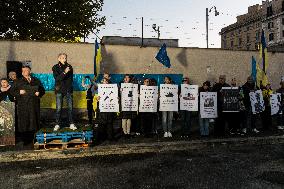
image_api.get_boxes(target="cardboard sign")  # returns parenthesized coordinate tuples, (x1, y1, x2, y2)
(249, 90, 265, 114)
(200, 92, 218, 118)
(222, 87, 240, 112)
(121, 83, 139, 112)
(139, 85, 158, 112)
(159, 84, 178, 111)
(270, 93, 281, 115)
(98, 84, 119, 112)
(180, 84, 199, 111)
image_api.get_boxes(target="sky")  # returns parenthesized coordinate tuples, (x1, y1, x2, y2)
(88, 0, 262, 48)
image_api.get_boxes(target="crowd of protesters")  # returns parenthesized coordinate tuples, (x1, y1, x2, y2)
(0, 52, 283, 146)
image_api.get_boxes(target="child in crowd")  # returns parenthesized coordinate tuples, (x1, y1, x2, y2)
(199, 81, 211, 137)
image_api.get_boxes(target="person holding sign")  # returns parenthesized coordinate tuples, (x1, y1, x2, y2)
(242, 76, 260, 134)
(160, 76, 176, 138)
(179, 77, 193, 137)
(276, 80, 284, 130)
(198, 81, 211, 137)
(261, 83, 273, 131)
(96, 78, 117, 141)
(120, 74, 137, 138)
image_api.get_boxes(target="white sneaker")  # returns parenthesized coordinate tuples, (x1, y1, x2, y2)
(252, 128, 260, 133)
(53, 125, 60, 131)
(69, 124, 77, 130)
(164, 132, 168, 138)
(168, 132, 172, 138)
(242, 128, 247, 134)
(277, 126, 284, 130)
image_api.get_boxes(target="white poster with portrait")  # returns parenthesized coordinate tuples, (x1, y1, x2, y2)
(159, 84, 178, 111)
(180, 84, 199, 111)
(98, 84, 119, 112)
(121, 83, 139, 111)
(200, 92, 218, 118)
(139, 85, 158, 112)
(249, 90, 265, 114)
(270, 93, 281, 115)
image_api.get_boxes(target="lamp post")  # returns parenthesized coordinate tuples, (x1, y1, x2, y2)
(152, 24, 160, 39)
(206, 6, 219, 48)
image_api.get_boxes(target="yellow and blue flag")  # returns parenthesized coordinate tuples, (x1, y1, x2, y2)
(260, 30, 268, 73)
(94, 39, 102, 76)
(251, 56, 257, 82)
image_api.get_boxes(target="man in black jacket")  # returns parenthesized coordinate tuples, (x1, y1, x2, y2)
(52, 53, 77, 131)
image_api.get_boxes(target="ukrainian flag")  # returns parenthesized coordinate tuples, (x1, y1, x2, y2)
(94, 39, 102, 76)
(257, 30, 269, 87)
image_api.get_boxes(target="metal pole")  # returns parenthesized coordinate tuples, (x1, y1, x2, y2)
(142, 17, 144, 47)
(158, 26, 160, 39)
(206, 8, 209, 48)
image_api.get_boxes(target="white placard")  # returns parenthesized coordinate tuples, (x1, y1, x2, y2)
(159, 84, 178, 111)
(270, 93, 281, 115)
(121, 83, 139, 111)
(200, 92, 218, 118)
(139, 85, 158, 112)
(249, 90, 265, 114)
(98, 84, 119, 112)
(180, 84, 199, 111)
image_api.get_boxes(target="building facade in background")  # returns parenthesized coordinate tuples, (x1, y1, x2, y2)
(220, 0, 284, 51)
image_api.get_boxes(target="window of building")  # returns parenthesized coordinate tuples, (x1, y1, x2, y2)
(282, 18, 284, 25)
(282, 30, 284, 38)
(231, 41, 234, 47)
(282, 1, 284, 12)
(268, 22, 274, 29)
(267, 5, 273, 17)
(239, 38, 242, 46)
(247, 35, 250, 43)
(269, 33, 274, 41)
(238, 29, 241, 34)
(223, 40, 227, 48)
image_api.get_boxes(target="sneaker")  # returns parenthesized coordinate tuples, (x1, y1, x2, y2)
(168, 132, 172, 138)
(252, 128, 260, 133)
(69, 123, 77, 130)
(164, 132, 168, 138)
(53, 125, 60, 131)
(242, 128, 247, 134)
(277, 126, 284, 130)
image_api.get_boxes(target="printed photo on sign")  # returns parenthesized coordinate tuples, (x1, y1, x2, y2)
(180, 84, 199, 111)
(98, 84, 119, 112)
(159, 84, 178, 111)
(139, 85, 158, 112)
(270, 93, 281, 115)
(200, 92, 217, 118)
(249, 90, 265, 114)
(222, 87, 240, 112)
(121, 83, 139, 111)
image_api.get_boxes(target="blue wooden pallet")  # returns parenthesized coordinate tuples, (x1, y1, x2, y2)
(35, 131, 93, 144)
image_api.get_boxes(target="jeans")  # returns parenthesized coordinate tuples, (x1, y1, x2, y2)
(162, 111, 173, 132)
(56, 92, 73, 125)
(199, 116, 209, 136)
(180, 110, 191, 134)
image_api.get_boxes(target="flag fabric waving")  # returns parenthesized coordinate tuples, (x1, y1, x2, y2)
(94, 39, 102, 76)
(251, 56, 257, 82)
(260, 30, 268, 73)
(155, 43, 171, 68)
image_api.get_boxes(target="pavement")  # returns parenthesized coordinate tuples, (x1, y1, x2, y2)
(0, 134, 283, 163)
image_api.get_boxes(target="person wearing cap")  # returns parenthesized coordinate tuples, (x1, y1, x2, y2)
(212, 75, 230, 137)
(10, 66, 45, 146)
(179, 77, 192, 137)
(276, 81, 284, 130)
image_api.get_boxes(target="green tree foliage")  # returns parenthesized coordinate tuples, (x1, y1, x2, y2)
(0, 0, 105, 41)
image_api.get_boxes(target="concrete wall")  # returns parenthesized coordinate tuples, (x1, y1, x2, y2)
(0, 40, 284, 89)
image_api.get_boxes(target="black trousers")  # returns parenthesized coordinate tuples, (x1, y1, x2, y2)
(140, 113, 154, 135)
(87, 99, 94, 124)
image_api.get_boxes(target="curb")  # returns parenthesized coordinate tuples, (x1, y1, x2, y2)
(0, 135, 283, 163)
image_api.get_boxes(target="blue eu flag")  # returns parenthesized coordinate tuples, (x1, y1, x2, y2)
(155, 43, 171, 68)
